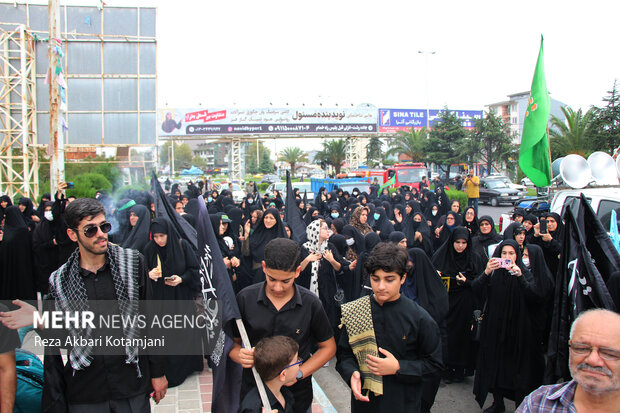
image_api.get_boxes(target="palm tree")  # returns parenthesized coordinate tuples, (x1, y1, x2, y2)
(278, 146, 308, 178)
(386, 127, 427, 162)
(315, 139, 347, 175)
(549, 106, 596, 158)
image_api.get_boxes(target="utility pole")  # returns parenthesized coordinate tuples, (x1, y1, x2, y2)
(418, 50, 436, 129)
(48, 0, 65, 192)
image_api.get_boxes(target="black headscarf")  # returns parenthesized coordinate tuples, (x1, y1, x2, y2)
(372, 207, 394, 240)
(121, 204, 151, 252)
(0, 206, 35, 300)
(403, 248, 449, 326)
(432, 226, 483, 277)
(472, 215, 502, 261)
(462, 206, 479, 236)
(388, 231, 406, 244)
(341, 224, 365, 256)
(249, 207, 286, 263)
(0, 194, 13, 219)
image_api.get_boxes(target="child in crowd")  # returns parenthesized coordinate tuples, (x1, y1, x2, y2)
(239, 336, 300, 413)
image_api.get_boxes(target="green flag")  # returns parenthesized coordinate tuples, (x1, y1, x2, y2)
(519, 36, 552, 187)
(379, 174, 395, 191)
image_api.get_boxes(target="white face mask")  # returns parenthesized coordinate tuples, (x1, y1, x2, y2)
(247, 198, 254, 204)
(346, 238, 355, 246)
(44, 210, 54, 221)
(522, 257, 530, 268)
(432, 210, 438, 216)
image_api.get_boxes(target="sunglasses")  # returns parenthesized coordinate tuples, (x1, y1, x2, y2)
(75, 222, 112, 238)
(280, 358, 303, 374)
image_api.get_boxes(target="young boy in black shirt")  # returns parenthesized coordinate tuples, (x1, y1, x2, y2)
(337, 242, 443, 413)
(238, 336, 300, 413)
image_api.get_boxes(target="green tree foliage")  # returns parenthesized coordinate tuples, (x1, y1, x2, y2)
(592, 80, 620, 153)
(66, 173, 112, 198)
(278, 147, 308, 177)
(191, 155, 208, 170)
(425, 109, 467, 178)
(366, 137, 384, 166)
(65, 157, 123, 190)
(386, 128, 426, 163)
(160, 141, 193, 170)
(549, 106, 596, 158)
(470, 111, 515, 174)
(315, 139, 347, 175)
(245, 142, 272, 175)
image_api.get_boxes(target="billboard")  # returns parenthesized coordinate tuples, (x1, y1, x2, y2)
(378, 108, 427, 133)
(428, 109, 482, 128)
(158, 106, 378, 137)
(378, 108, 483, 132)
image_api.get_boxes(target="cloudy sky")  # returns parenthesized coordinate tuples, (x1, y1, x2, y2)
(151, 0, 620, 152)
(16, 0, 620, 153)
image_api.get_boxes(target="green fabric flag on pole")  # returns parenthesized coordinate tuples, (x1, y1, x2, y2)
(519, 36, 552, 187)
(379, 175, 395, 191)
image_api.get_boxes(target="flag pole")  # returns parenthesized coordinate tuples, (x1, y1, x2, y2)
(235, 318, 271, 410)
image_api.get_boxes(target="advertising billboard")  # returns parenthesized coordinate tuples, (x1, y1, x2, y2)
(428, 109, 483, 128)
(378, 108, 483, 132)
(158, 106, 378, 137)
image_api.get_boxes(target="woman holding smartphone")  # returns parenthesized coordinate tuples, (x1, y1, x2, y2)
(469, 240, 545, 413)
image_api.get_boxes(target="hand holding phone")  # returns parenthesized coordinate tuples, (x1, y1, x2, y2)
(539, 218, 548, 234)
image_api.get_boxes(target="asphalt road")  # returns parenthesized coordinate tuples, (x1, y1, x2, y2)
(314, 360, 519, 412)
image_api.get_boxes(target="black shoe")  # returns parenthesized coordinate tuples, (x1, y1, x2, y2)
(483, 402, 505, 413)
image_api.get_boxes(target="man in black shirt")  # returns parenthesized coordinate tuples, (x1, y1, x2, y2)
(0, 198, 167, 412)
(230, 238, 336, 413)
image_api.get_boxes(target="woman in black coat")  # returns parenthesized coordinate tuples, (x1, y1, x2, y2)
(471, 216, 503, 261)
(432, 226, 484, 382)
(0, 206, 36, 301)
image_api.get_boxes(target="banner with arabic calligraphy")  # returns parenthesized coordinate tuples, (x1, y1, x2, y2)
(158, 106, 378, 136)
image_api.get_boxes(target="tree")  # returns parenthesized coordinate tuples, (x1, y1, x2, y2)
(245, 141, 272, 174)
(160, 141, 193, 170)
(470, 111, 514, 175)
(191, 155, 208, 170)
(259, 154, 274, 174)
(366, 137, 384, 167)
(315, 139, 347, 175)
(425, 109, 467, 178)
(549, 106, 596, 158)
(592, 80, 620, 153)
(278, 147, 308, 177)
(386, 128, 426, 163)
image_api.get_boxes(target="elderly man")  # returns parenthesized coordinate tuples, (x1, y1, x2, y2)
(517, 309, 620, 412)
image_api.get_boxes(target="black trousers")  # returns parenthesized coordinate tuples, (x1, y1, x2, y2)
(68, 394, 150, 413)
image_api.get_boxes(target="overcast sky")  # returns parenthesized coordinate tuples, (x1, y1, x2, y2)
(150, 0, 620, 152)
(13, 0, 620, 154)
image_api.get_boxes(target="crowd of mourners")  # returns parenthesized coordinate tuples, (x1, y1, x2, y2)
(1, 175, 619, 413)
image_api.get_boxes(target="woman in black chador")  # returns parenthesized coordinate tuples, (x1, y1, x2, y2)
(143, 218, 203, 387)
(0, 206, 36, 301)
(431, 226, 484, 382)
(471, 239, 547, 412)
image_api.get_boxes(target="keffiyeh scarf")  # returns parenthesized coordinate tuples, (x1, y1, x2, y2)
(49, 243, 142, 376)
(303, 220, 328, 297)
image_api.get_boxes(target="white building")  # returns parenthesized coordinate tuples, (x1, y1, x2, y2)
(486, 91, 568, 143)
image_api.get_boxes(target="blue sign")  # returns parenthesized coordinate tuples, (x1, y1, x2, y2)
(428, 109, 483, 128)
(378, 108, 428, 132)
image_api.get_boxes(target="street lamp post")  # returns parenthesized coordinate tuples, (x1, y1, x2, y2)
(417, 50, 436, 129)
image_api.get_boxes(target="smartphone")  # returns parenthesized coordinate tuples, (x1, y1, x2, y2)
(539, 219, 548, 234)
(499, 258, 512, 269)
(66, 182, 74, 189)
(164, 276, 174, 281)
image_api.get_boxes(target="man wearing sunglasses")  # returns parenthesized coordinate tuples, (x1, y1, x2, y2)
(517, 309, 620, 413)
(1, 198, 168, 412)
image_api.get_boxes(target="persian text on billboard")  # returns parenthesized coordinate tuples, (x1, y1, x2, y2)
(158, 107, 378, 136)
(378, 108, 427, 133)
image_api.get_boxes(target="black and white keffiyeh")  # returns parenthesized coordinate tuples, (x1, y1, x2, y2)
(303, 220, 328, 297)
(49, 243, 142, 376)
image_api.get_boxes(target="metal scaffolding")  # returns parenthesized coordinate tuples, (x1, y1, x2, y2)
(230, 137, 242, 183)
(0, 24, 39, 201)
(346, 136, 360, 170)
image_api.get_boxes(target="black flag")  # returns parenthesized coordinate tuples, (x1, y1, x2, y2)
(151, 172, 197, 252)
(253, 182, 264, 210)
(545, 206, 616, 383)
(284, 171, 306, 243)
(196, 192, 242, 412)
(302, 189, 308, 208)
(576, 193, 620, 281)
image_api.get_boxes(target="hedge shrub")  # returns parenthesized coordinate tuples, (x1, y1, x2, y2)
(446, 189, 467, 210)
(67, 173, 112, 199)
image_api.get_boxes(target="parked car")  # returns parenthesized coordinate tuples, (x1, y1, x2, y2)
(261, 174, 281, 184)
(265, 181, 315, 201)
(521, 177, 534, 186)
(229, 183, 247, 203)
(479, 177, 526, 206)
